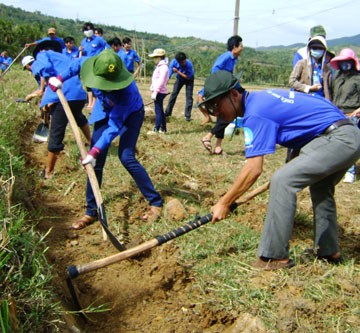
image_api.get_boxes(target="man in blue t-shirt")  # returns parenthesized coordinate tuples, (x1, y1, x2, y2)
(118, 37, 142, 77)
(30, 40, 91, 179)
(198, 70, 360, 271)
(164, 52, 194, 121)
(0, 51, 12, 72)
(25, 27, 65, 49)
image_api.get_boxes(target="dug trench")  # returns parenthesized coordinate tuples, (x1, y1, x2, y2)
(21, 83, 360, 332)
(22, 88, 264, 333)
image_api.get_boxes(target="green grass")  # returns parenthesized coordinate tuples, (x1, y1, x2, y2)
(0, 68, 62, 332)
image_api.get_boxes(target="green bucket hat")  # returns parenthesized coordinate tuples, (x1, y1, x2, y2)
(197, 70, 241, 109)
(80, 49, 134, 91)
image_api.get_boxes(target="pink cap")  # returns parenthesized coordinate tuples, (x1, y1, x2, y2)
(330, 48, 360, 71)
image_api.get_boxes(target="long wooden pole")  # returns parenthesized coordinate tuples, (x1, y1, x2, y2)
(67, 181, 270, 278)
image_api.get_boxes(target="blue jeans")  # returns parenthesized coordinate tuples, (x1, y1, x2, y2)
(85, 108, 163, 217)
(165, 78, 194, 120)
(154, 93, 167, 131)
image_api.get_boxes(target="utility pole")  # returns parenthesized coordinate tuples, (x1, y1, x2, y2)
(233, 0, 240, 35)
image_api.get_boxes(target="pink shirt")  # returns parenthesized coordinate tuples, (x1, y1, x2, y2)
(151, 59, 168, 94)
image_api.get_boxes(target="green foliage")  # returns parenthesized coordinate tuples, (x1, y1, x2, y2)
(0, 70, 61, 332)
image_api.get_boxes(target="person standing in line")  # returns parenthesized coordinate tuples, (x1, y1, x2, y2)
(0, 51, 12, 73)
(330, 48, 360, 183)
(48, 49, 163, 228)
(200, 35, 243, 155)
(198, 70, 360, 270)
(118, 37, 142, 78)
(62, 36, 80, 59)
(148, 48, 169, 134)
(164, 52, 194, 122)
(25, 27, 65, 49)
(292, 25, 326, 68)
(79, 22, 109, 110)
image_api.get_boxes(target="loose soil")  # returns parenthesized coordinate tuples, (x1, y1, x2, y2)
(24, 81, 360, 333)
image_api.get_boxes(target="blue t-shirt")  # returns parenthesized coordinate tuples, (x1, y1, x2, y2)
(37, 36, 65, 49)
(168, 58, 194, 81)
(242, 89, 346, 158)
(81, 36, 109, 57)
(93, 82, 143, 150)
(118, 49, 140, 73)
(212, 51, 238, 73)
(62, 46, 80, 59)
(199, 51, 238, 96)
(31, 50, 86, 107)
(0, 56, 12, 71)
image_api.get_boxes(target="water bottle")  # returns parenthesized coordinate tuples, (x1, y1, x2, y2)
(313, 70, 320, 85)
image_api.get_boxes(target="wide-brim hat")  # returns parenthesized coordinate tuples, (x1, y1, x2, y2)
(80, 49, 134, 91)
(33, 39, 63, 59)
(149, 48, 166, 57)
(330, 48, 360, 71)
(197, 70, 242, 109)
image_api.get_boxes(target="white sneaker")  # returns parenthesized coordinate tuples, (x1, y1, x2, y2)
(343, 172, 355, 183)
(147, 129, 158, 135)
(159, 129, 167, 134)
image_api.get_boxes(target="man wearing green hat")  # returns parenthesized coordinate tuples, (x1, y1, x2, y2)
(198, 70, 360, 270)
(49, 49, 163, 228)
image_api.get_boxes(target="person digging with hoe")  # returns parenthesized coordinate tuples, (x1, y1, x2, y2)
(48, 49, 163, 229)
(198, 70, 360, 270)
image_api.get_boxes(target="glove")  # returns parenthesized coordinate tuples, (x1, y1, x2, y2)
(151, 92, 157, 100)
(81, 146, 101, 167)
(48, 75, 63, 92)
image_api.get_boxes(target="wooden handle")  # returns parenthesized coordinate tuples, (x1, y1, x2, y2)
(67, 181, 270, 278)
(56, 89, 107, 241)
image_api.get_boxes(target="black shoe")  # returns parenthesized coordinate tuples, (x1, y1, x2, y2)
(185, 118, 192, 122)
(165, 113, 171, 117)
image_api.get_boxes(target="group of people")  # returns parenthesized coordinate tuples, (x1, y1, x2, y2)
(289, 25, 360, 183)
(198, 25, 360, 270)
(21, 25, 162, 229)
(18, 23, 360, 271)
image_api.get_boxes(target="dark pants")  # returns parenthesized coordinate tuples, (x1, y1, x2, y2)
(210, 117, 230, 139)
(48, 100, 87, 152)
(165, 78, 194, 120)
(154, 93, 167, 131)
(85, 109, 163, 217)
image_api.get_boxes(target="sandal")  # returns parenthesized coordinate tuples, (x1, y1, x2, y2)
(201, 139, 212, 153)
(214, 147, 223, 155)
(253, 257, 295, 270)
(142, 206, 162, 223)
(72, 215, 97, 230)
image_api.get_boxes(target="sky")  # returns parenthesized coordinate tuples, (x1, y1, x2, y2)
(1, 0, 359, 48)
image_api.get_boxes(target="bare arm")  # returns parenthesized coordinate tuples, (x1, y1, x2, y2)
(133, 61, 142, 78)
(211, 155, 264, 222)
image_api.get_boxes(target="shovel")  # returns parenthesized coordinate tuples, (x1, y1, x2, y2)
(56, 88, 126, 252)
(65, 181, 270, 311)
(32, 122, 49, 143)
